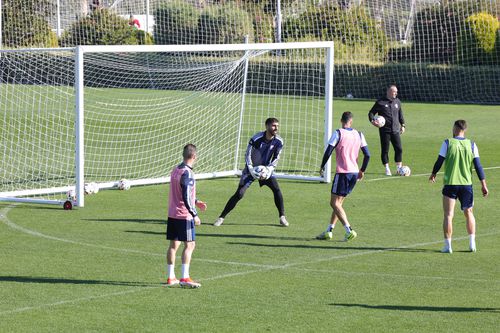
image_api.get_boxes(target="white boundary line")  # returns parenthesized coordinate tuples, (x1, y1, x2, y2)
(1, 165, 499, 316)
(0, 206, 278, 269)
(2, 230, 499, 316)
(367, 165, 500, 182)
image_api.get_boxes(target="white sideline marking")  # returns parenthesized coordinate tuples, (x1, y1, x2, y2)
(367, 165, 500, 182)
(0, 205, 277, 268)
(0, 287, 157, 316)
(2, 231, 499, 316)
(1, 163, 499, 316)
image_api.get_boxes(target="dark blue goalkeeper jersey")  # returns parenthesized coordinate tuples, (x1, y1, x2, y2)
(245, 131, 284, 170)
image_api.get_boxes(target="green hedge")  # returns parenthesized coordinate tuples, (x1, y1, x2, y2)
(412, 0, 497, 63)
(60, 9, 140, 46)
(154, 3, 254, 45)
(283, 5, 388, 63)
(1, 0, 57, 48)
(457, 12, 500, 65)
(2, 53, 499, 104)
(198, 5, 254, 44)
(154, 3, 200, 45)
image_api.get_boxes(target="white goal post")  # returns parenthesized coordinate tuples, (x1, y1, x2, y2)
(0, 42, 334, 208)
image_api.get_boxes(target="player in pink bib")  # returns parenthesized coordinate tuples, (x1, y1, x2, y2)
(318, 112, 370, 241)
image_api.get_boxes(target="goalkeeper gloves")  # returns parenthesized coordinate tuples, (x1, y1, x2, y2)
(248, 165, 260, 179)
(264, 166, 275, 179)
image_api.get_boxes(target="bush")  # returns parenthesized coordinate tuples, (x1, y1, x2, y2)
(412, 0, 496, 63)
(251, 9, 274, 43)
(136, 30, 154, 45)
(457, 12, 499, 65)
(1, 0, 56, 48)
(198, 5, 254, 44)
(284, 4, 388, 62)
(154, 3, 200, 45)
(60, 9, 139, 46)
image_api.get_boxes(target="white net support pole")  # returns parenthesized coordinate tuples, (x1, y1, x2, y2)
(75, 46, 85, 207)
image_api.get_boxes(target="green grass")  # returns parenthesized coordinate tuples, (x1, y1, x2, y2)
(1, 101, 499, 332)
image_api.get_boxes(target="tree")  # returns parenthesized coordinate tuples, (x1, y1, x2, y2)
(1, 0, 57, 48)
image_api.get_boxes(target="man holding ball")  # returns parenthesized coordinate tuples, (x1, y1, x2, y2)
(368, 85, 406, 176)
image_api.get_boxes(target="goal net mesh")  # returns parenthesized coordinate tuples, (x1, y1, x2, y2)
(0, 44, 330, 204)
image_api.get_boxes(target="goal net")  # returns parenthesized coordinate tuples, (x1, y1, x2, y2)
(0, 42, 334, 208)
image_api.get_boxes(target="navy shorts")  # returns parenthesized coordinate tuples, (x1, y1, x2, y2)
(331, 173, 358, 197)
(442, 185, 474, 210)
(166, 217, 195, 242)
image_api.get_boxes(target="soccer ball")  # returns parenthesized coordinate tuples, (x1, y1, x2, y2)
(118, 178, 131, 190)
(254, 165, 270, 180)
(398, 165, 411, 176)
(346, 93, 354, 99)
(91, 182, 99, 194)
(84, 183, 94, 195)
(373, 115, 385, 128)
(66, 189, 76, 201)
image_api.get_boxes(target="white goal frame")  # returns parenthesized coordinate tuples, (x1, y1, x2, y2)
(0, 42, 334, 208)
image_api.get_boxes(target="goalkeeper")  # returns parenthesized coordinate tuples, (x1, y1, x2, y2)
(213, 118, 288, 227)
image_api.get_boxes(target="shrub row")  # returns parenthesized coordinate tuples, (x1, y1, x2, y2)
(154, 3, 254, 45)
(2, 53, 498, 104)
(412, 0, 499, 64)
(282, 5, 388, 63)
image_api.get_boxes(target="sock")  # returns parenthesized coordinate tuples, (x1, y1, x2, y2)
(344, 225, 351, 233)
(181, 264, 190, 279)
(469, 234, 476, 247)
(326, 224, 335, 232)
(385, 164, 390, 171)
(167, 264, 175, 279)
(444, 238, 451, 248)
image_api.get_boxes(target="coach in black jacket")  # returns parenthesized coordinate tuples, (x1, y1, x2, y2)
(368, 85, 406, 176)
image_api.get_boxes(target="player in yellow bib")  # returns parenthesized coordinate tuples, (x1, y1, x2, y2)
(429, 120, 488, 253)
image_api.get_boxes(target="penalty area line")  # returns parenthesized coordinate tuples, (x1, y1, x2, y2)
(367, 165, 500, 182)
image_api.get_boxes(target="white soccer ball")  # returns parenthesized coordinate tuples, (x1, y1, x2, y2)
(254, 165, 270, 180)
(346, 93, 354, 99)
(84, 183, 94, 195)
(66, 189, 76, 200)
(398, 165, 411, 177)
(91, 182, 99, 194)
(118, 178, 131, 190)
(373, 115, 386, 128)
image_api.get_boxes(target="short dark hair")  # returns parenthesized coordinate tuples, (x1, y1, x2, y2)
(265, 117, 279, 126)
(454, 120, 467, 131)
(341, 111, 353, 124)
(183, 144, 197, 159)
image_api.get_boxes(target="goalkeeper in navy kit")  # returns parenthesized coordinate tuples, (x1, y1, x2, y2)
(213, 117, 288, 227)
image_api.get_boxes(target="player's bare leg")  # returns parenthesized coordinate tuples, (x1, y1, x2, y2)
(330, 194, 356, 241)
(463, 207, 476, 252)
(442, 196, 455, 253)
(180, 241, 200, 288)
(165, 240, 181, 286)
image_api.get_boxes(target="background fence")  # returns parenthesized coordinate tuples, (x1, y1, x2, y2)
(1, 0, 499, 103)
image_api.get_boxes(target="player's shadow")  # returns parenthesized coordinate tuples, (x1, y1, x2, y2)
(331, 303, 500, 313)
(83, 218, 166, 224)
(123, 231, 313, 241)
(125, 230, 164, 236)
(226, 241, 432, 252)
(197, 233, 313, 241)
(0, 275, 156, 287)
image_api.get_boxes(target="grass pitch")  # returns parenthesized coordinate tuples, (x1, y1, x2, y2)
(1, 100, 499, 332)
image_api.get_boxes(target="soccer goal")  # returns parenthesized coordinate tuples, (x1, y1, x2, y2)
(0, 42, 334, 208)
